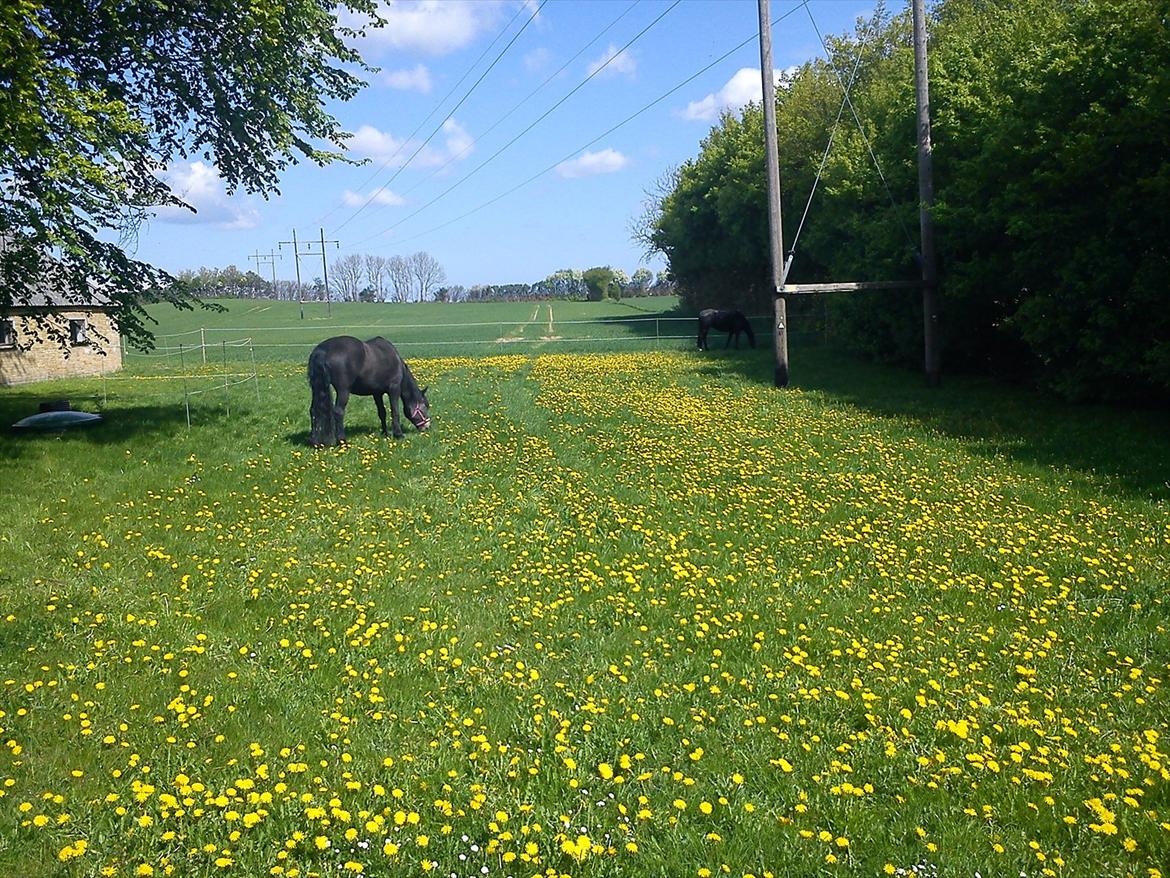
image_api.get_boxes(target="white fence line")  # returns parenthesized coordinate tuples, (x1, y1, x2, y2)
(137, 316, 775, 357)
(148, 315, 770, 337)
(111, 338, 260, 426)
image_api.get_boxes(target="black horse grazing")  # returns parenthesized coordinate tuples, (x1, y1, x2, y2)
(698, 309, 755, 350)
(307, 336, 430, 446)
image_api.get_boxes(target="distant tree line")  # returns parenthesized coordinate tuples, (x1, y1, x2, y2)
(177, 259, 673, 304)
(640, 0, 1170, 402)
(447, 267, 673, 303)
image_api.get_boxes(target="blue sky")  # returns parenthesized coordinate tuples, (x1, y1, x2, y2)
(139, 0, 886, 289)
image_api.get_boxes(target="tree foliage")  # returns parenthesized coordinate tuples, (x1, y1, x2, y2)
(644, 0, 1170, 401)
(0, 0, 380, 349)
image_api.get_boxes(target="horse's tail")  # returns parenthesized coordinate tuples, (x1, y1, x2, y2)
(743, 315, 756, 348)
(307, 347, 335, 446)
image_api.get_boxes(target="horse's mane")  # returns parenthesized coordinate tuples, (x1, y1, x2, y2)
(400, 357, 423, 403)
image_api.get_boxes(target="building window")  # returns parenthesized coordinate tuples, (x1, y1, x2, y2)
(0, 318, 15, 349)
(69, 318, 89, 346)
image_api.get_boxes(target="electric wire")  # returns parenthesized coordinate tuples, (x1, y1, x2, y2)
(387, 0, 643, 211)
(786, 34, 867, 270)
(348, 0, 682, 251)
(314, 2, 529, 227)
(362, 1, 806, 251)
(331, 0, 548, 234)
(805, 4, 918, 253)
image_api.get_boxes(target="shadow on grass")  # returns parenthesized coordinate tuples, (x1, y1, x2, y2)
(0, 388, 261, 467)
(697, 344, 1170, 501)
(284, 423, 432, 447)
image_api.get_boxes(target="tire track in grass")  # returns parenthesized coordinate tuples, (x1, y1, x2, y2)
(541, 302, 561, 341)
(496, 303, 543, 343)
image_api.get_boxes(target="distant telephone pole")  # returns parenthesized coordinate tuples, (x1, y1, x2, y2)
(306, 228, 340, 318)
(248, 249, 280, 295)
(278, 230, 315, 320)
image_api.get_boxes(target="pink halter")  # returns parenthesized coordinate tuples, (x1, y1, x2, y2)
(409, 402, 431, 430)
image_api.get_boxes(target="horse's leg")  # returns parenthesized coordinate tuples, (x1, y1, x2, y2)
(725, 330, 732, 349)
(698, 324, 705, 350)
(375, 394, 389, 438)
(333, 388, 350, 444)
(389, 386, 404, 440)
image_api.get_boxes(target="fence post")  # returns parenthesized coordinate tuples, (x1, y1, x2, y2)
(179, 343, 191, 428)
(200, 328, 207, 365)
(221, 341, 230, 418)
(250, 339, 260, 403)
(656, 318, 660, 349)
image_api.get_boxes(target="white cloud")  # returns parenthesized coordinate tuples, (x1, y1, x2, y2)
(348, 121, 474, 169)
(358, 0, 508, 57)
(587, 43, 636, 78)
(348, 125, 410, 164)
(556, 148, 630, 179)
(384, 64, 432, 92)
(441, 119, 474, 159)
(679, 67, 790, 122)
(154, 161, 258, 228)
(342, 189, 405, 207)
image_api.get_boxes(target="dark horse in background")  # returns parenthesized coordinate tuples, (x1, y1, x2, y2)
(308, 336, 430, 446)
(698, 309, 755, 351)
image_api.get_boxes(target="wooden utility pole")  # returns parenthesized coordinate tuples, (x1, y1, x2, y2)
(758, 0, 788, 388)
(278, 230, 313, 320)
(913, 0, 941, 386)
(307, 228, 340, 318)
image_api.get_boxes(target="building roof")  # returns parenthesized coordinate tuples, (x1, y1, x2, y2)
(1, 234, 118, 311)
(6, 289, 117, 310)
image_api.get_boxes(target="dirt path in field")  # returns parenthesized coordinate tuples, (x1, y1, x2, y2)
(540, 303, 560, 341)
(497, 304, 546, 343)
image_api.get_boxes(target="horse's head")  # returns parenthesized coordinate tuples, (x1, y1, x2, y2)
(408, 386, 431, 431)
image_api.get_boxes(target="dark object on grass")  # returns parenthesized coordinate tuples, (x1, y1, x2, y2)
(39, 399, 72, 413)
(13, 410, 102, 430)
(698, 309, 755, 351)
(307, 336, 430, 446)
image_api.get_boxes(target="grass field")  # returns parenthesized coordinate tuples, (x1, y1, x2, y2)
(130, 296, 705, 366)
(1, 298, 1168, 878)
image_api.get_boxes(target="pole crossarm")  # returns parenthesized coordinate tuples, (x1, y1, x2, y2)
(781, 280, 926, 294)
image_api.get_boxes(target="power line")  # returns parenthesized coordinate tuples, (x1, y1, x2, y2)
(314, 2, 532, 229)
(388, 0, 643, 211)
(248, 249, 281, 289)
(804, 3, 917, 252)
(277, 230, 319, 321)
(331, 0, 549, 235)
(364, 2, 807, 251)
(350, 0, 683, 251)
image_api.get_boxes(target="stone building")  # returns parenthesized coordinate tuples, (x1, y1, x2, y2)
(0, 293, 123, 387)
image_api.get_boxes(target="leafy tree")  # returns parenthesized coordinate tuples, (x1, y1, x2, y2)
(434, 285, 467, 303)
(631, 267, 654, 295)
(642, 0, 1170, 401)
(583, 267, 616, 302)
(1, 0, 381, 349)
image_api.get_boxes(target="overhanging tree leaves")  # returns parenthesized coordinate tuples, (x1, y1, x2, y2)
(643, 0, 1170, 401)
(0, 0, 381, 349)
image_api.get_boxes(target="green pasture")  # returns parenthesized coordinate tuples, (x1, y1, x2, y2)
(1, 306, 1168, 878)
(132, 297, 705, 367)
